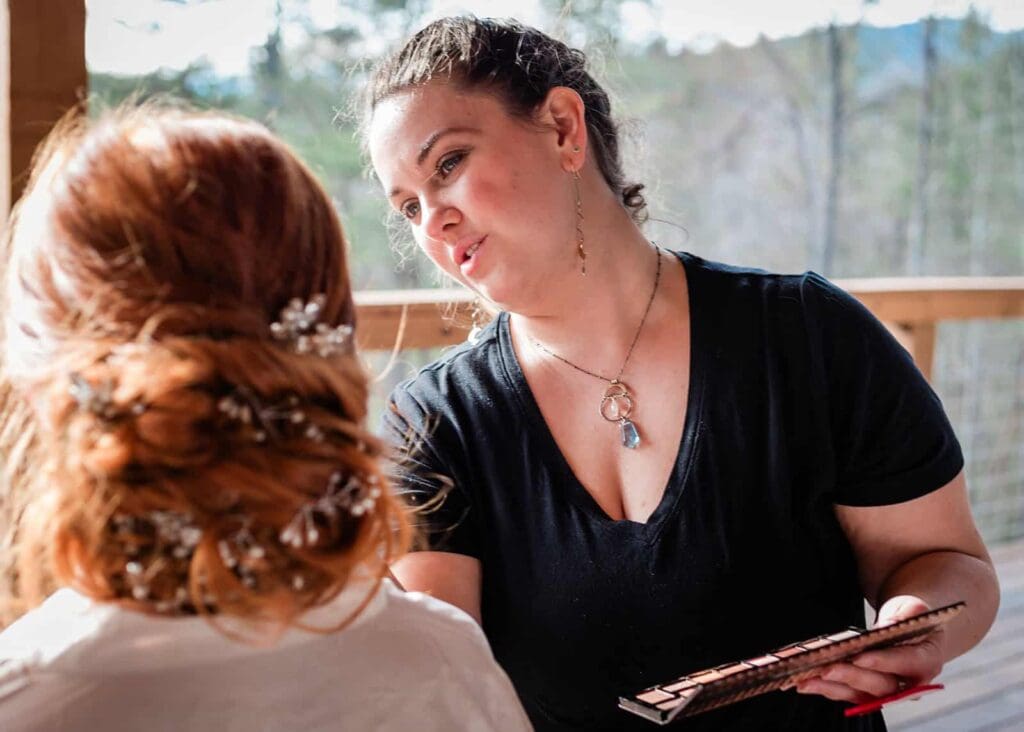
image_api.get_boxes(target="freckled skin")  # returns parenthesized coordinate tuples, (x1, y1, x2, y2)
(369, 83, 578, 312)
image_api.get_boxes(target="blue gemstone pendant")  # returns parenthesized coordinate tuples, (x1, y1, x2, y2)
(620, 418, 641, 449)
(600, 381, 641, 450)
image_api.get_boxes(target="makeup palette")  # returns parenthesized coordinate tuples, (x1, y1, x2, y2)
(619, 601, 965, 725)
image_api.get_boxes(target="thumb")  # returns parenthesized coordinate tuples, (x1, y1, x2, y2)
(875, 595, 931, 628)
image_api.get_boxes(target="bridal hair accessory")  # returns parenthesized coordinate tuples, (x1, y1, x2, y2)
(109, 467, 382, 612)
(271, 294, 353, 357)
(216, 518, 273, 590)
(69, 293, 353, 425)
(111, 508, 295, 612)
(279, 471, 382, 549)
(68, 293, 372, 613)
(217, 388, 326, 444)
(112, 509, 212, 613)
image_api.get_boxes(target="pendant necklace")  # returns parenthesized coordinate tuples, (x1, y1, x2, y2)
(530, 245, 662, 450)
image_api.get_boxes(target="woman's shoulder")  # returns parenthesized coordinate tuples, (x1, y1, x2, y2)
(677, 250, 832, 298)
(375, 582, 486, 646)
(677, 251, 860, 329)
(0, 589, 111, 670)
(347, 584, 533, 730)
(384, 316, 512, 427)
(0, 590, 114, 728)
(0, 584, 530, 731)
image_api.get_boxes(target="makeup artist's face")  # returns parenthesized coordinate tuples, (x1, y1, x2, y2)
(368, 82, 579, 311)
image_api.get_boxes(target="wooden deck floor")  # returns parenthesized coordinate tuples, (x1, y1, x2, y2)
(887, 538, 1024, 732)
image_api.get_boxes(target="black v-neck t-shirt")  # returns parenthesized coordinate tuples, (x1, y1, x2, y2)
(381, 252, 963, 732)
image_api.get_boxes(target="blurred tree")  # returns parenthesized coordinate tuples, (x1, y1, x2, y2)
(759, 37, 819, 265)
(907, 15, 938, 275)
(254, 0, 286, 110)
(90, 60, 241, 110)
(542, 0, 652, 50)
(823, 1, 876, 275)
(947, 8, 993, 275)
(823, 20, 844, 275)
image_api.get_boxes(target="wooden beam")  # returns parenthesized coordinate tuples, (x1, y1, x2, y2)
(1, 0, 86, 215)
(838, 277, 1024, 323)
(354, 288, 475, 351)
(353, 279, 1024, 353)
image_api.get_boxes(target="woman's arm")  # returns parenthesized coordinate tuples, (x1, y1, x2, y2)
(798, 471, 1000, 703)
(392, 552, 483, 625)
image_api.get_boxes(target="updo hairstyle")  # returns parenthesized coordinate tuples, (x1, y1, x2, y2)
(363, 16, 647, 223)
(0, 103, 410, 630)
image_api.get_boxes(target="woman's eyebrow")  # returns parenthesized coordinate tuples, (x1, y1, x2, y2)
(389, 126, 481, 198)
(416, 125, 479, 165)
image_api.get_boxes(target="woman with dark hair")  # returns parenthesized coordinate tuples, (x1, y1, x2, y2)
(0, 104, 532, 732)
(365, 16, 1000, 732)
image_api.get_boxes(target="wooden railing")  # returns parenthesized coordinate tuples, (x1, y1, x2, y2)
(355, 277, 1024, 380)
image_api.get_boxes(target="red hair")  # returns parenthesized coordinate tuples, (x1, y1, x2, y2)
(0, 103, 410, 631)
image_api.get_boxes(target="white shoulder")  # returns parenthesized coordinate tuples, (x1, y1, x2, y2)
(375, 585, 533, 731)
(0, 657, 33, 703)
(0, 590, 93, 728)
(0, 590, 109, 667)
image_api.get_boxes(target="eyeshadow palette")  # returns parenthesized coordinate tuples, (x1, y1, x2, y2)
(619, 601, 965, 725)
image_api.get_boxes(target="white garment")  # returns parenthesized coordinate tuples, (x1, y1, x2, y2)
(0, 581, 533, 732)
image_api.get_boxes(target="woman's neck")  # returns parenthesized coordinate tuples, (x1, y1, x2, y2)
(509, 192, 665, 376)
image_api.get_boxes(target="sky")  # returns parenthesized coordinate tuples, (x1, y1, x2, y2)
(86, 0, 1024, 76)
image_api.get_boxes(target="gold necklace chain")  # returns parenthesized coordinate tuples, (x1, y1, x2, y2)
(530, 245, 663, 449)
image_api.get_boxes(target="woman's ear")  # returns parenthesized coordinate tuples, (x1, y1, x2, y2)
(536, 86, 588, 173)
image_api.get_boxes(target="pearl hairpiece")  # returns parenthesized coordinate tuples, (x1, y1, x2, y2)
(279, 471, 382, 550)
(112, 510, 212, 613)
(217, 388, 326, 444)
(270, 294, 353, 357)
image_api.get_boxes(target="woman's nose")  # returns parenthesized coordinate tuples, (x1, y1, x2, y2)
(422, 199, 461, 244)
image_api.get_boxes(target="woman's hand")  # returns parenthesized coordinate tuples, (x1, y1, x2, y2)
(795, 595, 945, 704)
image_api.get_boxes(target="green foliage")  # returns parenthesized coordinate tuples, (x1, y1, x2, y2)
(89, 61, 241, 111)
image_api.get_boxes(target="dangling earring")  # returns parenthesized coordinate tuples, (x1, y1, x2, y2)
(572, 166, 586, 276)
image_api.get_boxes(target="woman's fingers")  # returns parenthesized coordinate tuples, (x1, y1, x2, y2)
(796, 598, 947, 704)
(874, 595, 931, 627)
(795, 677, 874, 704)
(851, 634, 945, 683)
(809, 663, 905, 697)
(797, 636, 944, 703)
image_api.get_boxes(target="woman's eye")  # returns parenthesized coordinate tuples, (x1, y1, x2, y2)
(436, 151, 465, 179)
(400, 200, 420, 220)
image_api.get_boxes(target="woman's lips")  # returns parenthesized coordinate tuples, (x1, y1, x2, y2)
(459, 236, 487, 276)
(464, 239, 483, 260)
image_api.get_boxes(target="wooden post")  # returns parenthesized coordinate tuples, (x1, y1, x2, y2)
(907, 322, 936, 381)
(885, 322, 937, 381)
(0, 0, 86, 217)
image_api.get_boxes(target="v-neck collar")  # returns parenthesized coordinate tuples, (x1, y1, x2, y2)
(496, 250, 706, 543)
